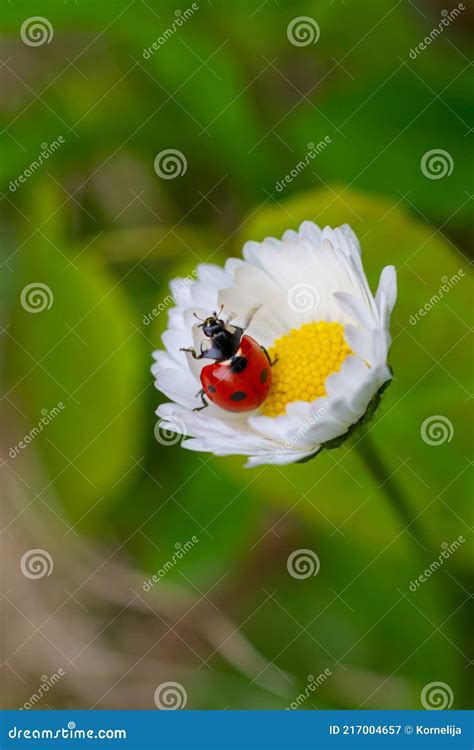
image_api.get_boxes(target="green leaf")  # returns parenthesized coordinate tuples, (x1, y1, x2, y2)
(293, 71, 472, 224)
(83, 224, 224, 265)
(6, 189, 147, 524)
(137, 24, 276, 205)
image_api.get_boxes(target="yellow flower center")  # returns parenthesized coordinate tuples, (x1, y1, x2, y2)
(261, 321, 352, 417)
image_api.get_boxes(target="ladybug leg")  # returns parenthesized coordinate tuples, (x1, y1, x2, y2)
(261, 346, 278, 367)
(180, 346, 205, 360)
(193, 389, 208, 412)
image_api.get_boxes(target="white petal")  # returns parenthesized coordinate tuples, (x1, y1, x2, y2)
(154, 369, 198, 409)
(196, 262, 231, 289)
(170, 276, 194, 308)
(340, 223, 362, 256)
(333, 291, 377, 330)
(375, 265, 397, 331)
(343, 324, 376, 364)
(245, 449, 316, 468)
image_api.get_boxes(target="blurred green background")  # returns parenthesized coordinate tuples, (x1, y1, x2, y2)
(1, 0, 472, 710)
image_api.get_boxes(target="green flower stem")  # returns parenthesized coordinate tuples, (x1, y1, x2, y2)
(355, 434, 431, 554)
(355, 433, 473, 708)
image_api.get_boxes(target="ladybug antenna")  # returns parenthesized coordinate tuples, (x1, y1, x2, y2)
(193, 312, 205, 328)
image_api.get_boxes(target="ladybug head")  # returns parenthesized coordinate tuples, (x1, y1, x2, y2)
(198, 313, 226, 338)
(194, 306, 243, 360)
(195, 305, 229, 338)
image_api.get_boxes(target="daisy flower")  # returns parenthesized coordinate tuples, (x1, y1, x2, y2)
(152, 221, 396, 467)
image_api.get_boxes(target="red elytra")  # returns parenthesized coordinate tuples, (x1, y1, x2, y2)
(200, 335, 272, 412)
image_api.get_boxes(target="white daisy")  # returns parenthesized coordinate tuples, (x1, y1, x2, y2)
(152, 221, 397, 467)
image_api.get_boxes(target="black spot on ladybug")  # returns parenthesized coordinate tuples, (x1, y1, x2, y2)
(207, 385, 216, 393)
(230, 355, 248, 373)
(260, 367, 268, 383)
(230, 390, 247, 402)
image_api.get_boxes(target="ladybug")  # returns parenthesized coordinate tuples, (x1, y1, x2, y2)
(180, 305, 275, 412)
